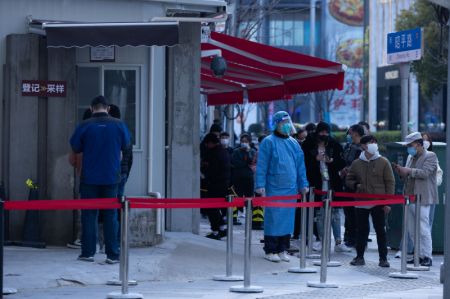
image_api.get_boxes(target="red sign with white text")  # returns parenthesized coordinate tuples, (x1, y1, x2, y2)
(21, 80, 67, 97)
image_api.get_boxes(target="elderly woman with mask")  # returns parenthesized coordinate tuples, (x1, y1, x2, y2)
(255, 111, 309, 263)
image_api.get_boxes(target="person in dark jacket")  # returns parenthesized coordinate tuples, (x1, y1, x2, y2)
(231, 134, 256, 197)
(340, 124, 364, 247)
(202, 133, 231, 240)
(301, 121, 350, 252)
(109, 104, 133, 198)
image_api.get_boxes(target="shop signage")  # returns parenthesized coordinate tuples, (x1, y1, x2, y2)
(21, 80, 67, 97)
(387, 28, 423, 64)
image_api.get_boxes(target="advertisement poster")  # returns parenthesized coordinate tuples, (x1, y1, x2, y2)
(325, 0, 364, 128)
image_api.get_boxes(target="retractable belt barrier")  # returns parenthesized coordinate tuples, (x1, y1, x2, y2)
(1, 190, 417, 297)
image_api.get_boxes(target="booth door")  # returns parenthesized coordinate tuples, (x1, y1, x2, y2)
(76, 65, 148, 196)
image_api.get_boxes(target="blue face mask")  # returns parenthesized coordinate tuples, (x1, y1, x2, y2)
(407, 146, 417, 156)
(280, 123, 292, 135)
(346, 134, 352, 144)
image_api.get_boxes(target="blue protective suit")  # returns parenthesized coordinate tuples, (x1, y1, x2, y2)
(255, 134, 309, 236)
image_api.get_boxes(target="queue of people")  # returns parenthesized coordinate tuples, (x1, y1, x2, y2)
(201, 110, 440, 268)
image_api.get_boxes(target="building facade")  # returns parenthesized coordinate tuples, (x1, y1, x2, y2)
(0, 0, 226, 245)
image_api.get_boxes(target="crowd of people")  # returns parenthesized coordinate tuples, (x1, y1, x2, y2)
(201, 111, 441, 268)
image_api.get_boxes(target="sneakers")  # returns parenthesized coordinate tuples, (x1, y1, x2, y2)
(67, 239, 82, 249)
(217, 229, 227, 239)
(350, 257, 365, 266)
(335, 243, 352, 252)
(312, 241, 322, 252)
(421, 257, 432, 267)
(105, 258, 120, 264)
(278, 251, 290, 262)
(205, 232, 221, 240)
(379, 259, 390, 268)
(264, 253, 281, 263)
(395, 250, 401, 258)
(77, 255, 94, 262)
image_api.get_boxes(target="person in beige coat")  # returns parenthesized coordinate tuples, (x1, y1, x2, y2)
(393, 132, 438, 267)
(346, 135, 395, 267)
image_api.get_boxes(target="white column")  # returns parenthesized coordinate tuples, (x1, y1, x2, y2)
(368, 0, 378, 131)
(409, 73, 419, 132)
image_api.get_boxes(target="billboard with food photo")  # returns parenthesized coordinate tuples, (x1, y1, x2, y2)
(325, 0, 364, 127)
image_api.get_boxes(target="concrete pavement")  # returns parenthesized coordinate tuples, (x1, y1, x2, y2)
(3, 218, 443, 299)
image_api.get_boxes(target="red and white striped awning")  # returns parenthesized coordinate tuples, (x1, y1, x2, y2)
(201, 32, 346, 106)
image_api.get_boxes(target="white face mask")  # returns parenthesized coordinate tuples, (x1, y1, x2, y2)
(366, 143, 378, 155)
(423, 141, 430, 150)
(241, 142, 249, 149)
(220, 138, 229, 146)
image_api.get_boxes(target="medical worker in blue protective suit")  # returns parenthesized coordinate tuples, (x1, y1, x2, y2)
(255, 111, 309, 263)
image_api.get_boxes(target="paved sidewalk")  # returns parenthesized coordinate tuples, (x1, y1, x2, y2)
(3, 218, 443, 299)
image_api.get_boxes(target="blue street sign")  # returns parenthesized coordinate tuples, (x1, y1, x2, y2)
(387, 28, 423, 64)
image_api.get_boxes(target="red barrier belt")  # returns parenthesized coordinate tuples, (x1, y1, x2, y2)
(253, 200, 322, 208)
(314, 190, 327, 195)
(255, 194, 301, 201)
(331, 198, 405, 208)
(4, 198, 120, 211)
(130, 201, 244, 209)
(333, 192, 408, 201)
(128, 197, 227, 203)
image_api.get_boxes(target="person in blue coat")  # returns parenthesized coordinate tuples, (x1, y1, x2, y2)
(255, 111, 309, 263)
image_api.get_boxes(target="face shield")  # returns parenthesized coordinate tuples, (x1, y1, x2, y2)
(273, 112, 296, 136)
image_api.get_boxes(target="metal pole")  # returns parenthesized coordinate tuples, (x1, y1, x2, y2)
(444, 17, 450, 298)
(107, 196, 137, 286)
(289, 190, 317, 273)
(307, 193, 338, 288)
(309, 0, 316, 122)
(313, 191, 341, 267)
(399, 63, 411, 139)
(230, 199, 263, 293)
(408, 195, 429, 271)
(0, 201, 16, 297)
(389, 196, 418, 279)
(213, 195, 243, 281)
(107, 198, 143, 299)
(307, 188, 320, 259)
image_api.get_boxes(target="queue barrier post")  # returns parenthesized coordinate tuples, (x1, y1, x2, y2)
(306, 187, 320, 259)
(107, 197, 143, 299)
(289, 189, 317, 274)
(307, 191, 338, 288)
(213, 195, 243, 281)
(389, 196, 418, 279)
(312, 190, 341, 268)
(107, 196, 138, 287)
(407, 195, 429, 271)
(1, 200, 17, 297)
(230, 198, 263, 293)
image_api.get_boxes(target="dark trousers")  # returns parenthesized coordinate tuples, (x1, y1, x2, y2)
(80, 183, 119, 260)
(344, 206, 357, 245)
(355, 206, 387, 260)
(264, 234, 291, 254)
(207, 182, 228, 231)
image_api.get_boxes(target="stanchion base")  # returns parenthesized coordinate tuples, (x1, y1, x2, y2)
(306, 254, 321, 259)
(3, 287, 18, 295)
(389, 272, 418, 279)
(106, 280, 138, 286)
(407, 265, 430, 271)
(106, 291, 144, 299)
(288, 267, 317, 273)
(229, 285, 264, 293)
(213, 275, 244, 281)
(307, 281, 338, 288)
(312, 261, 341, 267)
